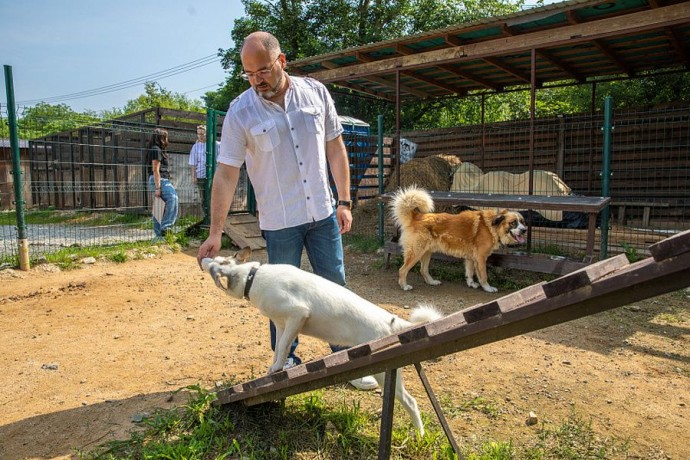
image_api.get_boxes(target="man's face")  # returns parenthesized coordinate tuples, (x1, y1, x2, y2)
(241, 52, 285, 99)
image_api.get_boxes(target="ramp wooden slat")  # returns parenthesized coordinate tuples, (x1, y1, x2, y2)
(223, 214, 266, 250)
(649, 230, 690, 261)
(214, 229, 690, 408)
(496, 283, 546, 313)
(541, 253, 630, 298)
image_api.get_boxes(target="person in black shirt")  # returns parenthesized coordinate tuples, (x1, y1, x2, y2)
(147, 128, 178, 238)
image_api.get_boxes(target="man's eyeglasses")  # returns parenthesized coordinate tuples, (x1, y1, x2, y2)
(240, 56, 281, 81)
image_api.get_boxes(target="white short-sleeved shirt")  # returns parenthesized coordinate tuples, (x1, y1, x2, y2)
(218, 75, 344, 231)
(188, 142, 207, 178)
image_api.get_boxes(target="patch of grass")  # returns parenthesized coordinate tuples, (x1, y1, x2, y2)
(490, 267, 557, 291)
(465, 441, 515, 460)
(78, 385, 237, 459)
(441, 394, 502, 419)
(343, 234, 382, 253)
(387, 255, 554, 291)
(619, 242, 642, 262)
(2, 209, 151, 226)
(78, 387, 631, 460)
(107, 251, 127, 264)
(531, 243, 568, 257)
(35, 240, 180, 270)
(524, 410, 629, 459)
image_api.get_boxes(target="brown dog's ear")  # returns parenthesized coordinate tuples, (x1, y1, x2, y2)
(492, 214, 506, 227)
(236, 247, 252, 263)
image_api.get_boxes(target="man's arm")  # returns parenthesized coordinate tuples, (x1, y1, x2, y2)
(197, 163, 241, 265)
(325, 135, 353, 234)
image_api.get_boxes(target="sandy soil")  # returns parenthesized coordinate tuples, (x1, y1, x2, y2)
(0, 245, 688, 459)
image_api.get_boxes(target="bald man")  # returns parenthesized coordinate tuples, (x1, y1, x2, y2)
(197, 31, 377, 391)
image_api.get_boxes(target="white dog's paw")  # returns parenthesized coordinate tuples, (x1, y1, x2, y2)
(268, 364, 283, 374)
(467, 280, 480, 289)
(400, 283, 414, 291)
(482, 285, 498, 293)
(426, 279, 441, 286)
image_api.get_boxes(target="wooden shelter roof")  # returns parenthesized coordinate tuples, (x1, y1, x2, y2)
(288, 0, 690, 102)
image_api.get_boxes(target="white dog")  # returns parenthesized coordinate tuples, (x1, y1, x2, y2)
(201, 247, 443, 435)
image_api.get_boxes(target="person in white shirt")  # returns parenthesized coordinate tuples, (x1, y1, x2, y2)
(196, 31, 377, 391)
(189, 125, 209, 222)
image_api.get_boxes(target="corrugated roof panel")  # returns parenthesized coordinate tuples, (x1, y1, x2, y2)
(289, 0, 689, 101)
(575, 0, 649, 21)
(508, 12, 569, 34)
(456, 26, 506, 42)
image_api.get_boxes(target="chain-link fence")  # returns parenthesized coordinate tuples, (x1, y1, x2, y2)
(365, 103, 690, 260)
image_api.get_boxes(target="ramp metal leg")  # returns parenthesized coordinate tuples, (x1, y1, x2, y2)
(414, 362, 463, 459)
(378, 368, 397, 460)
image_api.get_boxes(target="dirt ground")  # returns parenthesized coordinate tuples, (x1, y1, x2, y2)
(0, 244, 688, 459)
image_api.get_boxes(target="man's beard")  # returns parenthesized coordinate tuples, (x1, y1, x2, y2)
(254, 72, 285, 99)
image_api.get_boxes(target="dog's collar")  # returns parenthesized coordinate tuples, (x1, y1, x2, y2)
(243, 265, 259, 300)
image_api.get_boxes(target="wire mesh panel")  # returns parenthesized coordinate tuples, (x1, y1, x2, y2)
(359, 104, 690, 261)
(0, 107, 251, 264)
(606, 106, 689, 256)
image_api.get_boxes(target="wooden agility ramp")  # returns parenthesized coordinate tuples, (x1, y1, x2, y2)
(214, 229, 690, 459)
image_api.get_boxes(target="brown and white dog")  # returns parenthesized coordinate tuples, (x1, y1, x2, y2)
(201, 248, 442, 435)
(391, 186, 527, 293)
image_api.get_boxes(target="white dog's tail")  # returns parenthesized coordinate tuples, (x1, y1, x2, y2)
(409, 303, 443, 324)
(390, 185, 434, 229)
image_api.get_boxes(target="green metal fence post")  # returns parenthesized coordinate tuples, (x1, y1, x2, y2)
(377, 114, 384, 245)
(601, 96, 613, 259)
(204, 109, 215, 226)
(4, 65, 30, 270)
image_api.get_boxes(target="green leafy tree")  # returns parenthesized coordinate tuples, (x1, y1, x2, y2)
(206, 0, 524, 125)
(124, 81, 204, 113)
(14, 103, 99, 139)
(0, 116, 8, 138)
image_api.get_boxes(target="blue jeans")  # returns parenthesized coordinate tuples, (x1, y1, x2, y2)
(263, 212, 347, 365)
(148, 176, 179, 237)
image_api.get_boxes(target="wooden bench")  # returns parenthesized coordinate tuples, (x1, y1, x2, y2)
(379, 191, 611, 274)
(611, 200, 670, 227)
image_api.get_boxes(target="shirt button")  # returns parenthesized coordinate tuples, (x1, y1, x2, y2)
(295, 145, 299, 148)
(303, 179, 307, 183)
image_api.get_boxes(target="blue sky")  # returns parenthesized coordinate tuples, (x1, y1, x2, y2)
(0, 0, 244, 114)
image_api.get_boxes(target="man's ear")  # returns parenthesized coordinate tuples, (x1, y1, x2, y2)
(236, 246, 252, 263)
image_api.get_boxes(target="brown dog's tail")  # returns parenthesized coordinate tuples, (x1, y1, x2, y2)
(390, 185, 434, 229)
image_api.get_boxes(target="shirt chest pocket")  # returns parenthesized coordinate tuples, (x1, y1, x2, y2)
(250, 119, 280, 152)
(300, 107, 324, 134)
